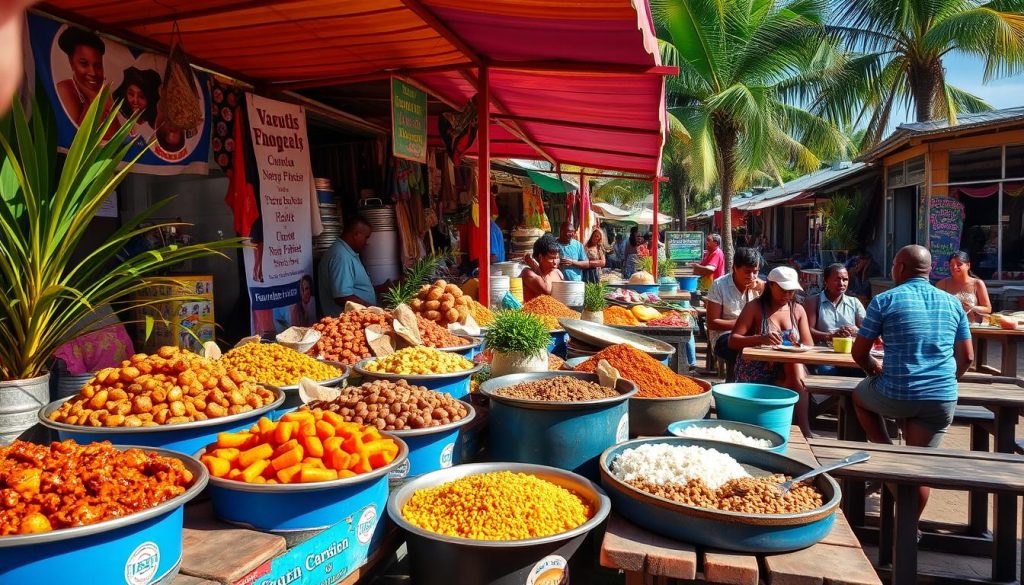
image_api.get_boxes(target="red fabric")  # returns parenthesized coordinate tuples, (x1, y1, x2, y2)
(701, 247, 725, 280)
(956, 184, 1000, 198)
(223, 105, 258, 237)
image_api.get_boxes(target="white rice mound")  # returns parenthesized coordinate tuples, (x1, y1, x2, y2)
(674, 425, 774, 449)
(610, 444, 750, 490)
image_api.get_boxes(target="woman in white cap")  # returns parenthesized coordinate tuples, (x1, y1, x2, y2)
(729, 266, 815, 436)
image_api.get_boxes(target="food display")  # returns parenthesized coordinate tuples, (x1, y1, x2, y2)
(220, 342, 342, 386)
(630, 305, 662, 322)
(415, 316, 467, 347)
(468, 300, 495, 326)
(200, 411, 400, 484)
(604, 305, 640, 326)
(47, 347, 276, 427)
(609, 288, 660, 304)
(647, 310, 694, 327)
(521, 295, 580, 329)
(574, 344, 706, 398)
(400, 470, 592, 540)
(362, 347, 473, 375)
(611, 444, 822, 514)
(306, 379, 470, 430)
(672, 425, 774, 449)
(409, 280, 471, 326)
(496, 376, 618, 402)
(0, 440, 195, 535)
(628, 271, 656, 285)
(311, 310, 391, 364)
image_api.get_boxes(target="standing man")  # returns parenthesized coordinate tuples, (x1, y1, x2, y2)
(690, 233, 725, 290)
(555, 221, 589, 282)
(852, 245, 973, 522)
(489, 216, 505, 263)
(706, 248, 764, 380)
(318, 215, 386, 315)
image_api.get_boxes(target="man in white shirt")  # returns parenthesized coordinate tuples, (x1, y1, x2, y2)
(706, 248, 764, 379)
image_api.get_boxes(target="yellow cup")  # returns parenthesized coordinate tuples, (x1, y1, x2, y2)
(832, 336, 854, 353)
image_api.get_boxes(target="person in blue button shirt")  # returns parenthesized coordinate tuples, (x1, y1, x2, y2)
(555, 221, 589, 281)
(852, 245, 973, 523)
(318, 215, 387, 316)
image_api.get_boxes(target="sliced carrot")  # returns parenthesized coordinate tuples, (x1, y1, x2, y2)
(200, 455, 231, 478)
(227, 468, 244, 480)
(276, 463, 302, 484)
(272, 439, 300, 458)
(237, 443, 274, 469)
(215, 432, 251, 449)
(337, 469, 357, 479)
(241, 459, 270, 483)
(256, 417, 275, 434)
(302, 456, 326, 469)
(271, 447, 303, 471)
(273, 420, 296, 444)
(368, 452, 392, 468)
(323, 436, 344, 454)
(302, 435, 324, 459)
(325, 449, 351, 471)
(320, 410, 344, 427)
(281, 410, 315, 423)
(315, 420, 335, 440)
(299, 466, 337, 483)
(210, 447, 240, 462)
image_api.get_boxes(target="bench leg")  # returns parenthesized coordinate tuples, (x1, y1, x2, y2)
(1001, 339, 1017, 378)
(992, 407, 1018, 583)
(878, 484, 894, 567)
(973, 337, 985, 372)
(892, 484, 919, 585)
(967, 421, 990, 536)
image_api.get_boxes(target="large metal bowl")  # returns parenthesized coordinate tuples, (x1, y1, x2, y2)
(600, 437, 840, 552)
(264, 361, 349, 408)
(628, 377, 712, 437)
(387, 462, 611, 585)
(667, 419, 787, 454)
(37, 386, 286, 454)
(353, 358, 482, 400)
(558, 318, 675, 360)
(0, 445, 208, 583)
(436, 336, 484, 359)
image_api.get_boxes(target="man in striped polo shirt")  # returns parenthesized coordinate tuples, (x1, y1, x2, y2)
(851, 245, 973, 520)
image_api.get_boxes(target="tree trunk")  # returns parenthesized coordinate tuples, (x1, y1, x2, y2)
(713, 119, 738, 271)
(909, 59, 942, 122)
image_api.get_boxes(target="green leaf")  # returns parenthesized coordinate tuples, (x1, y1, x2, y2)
(144, 314, 155, 341)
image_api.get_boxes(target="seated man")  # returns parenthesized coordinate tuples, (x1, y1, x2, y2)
(706, 247, 764, 381)
(521, 234, 564, 302)
(852, 245, 973, 523)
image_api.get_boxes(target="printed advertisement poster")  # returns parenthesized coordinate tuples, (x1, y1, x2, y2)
(26, 14, 211, 175)
(244, 93, 316, 335)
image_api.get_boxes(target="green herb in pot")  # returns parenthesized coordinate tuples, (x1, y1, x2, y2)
(583, 282, 609, 312)
(484, 311, 550, 354)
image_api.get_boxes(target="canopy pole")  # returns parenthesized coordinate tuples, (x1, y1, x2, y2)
(579, 170, 586, 239)
(652, 177, 659, 281)
(476, 66, 491, 307)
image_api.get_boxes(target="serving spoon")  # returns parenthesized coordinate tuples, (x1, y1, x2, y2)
(777, 451, 870, 495)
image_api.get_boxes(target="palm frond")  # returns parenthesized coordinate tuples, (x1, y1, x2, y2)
(923, 4, 1024, 81)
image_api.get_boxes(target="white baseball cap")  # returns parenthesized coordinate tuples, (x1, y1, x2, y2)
(767, 266, 802, 291)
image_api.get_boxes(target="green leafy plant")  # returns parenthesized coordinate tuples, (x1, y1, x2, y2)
(636, 256, 653, 273)
(820, 194, 861, 251)
(583, 282, 609, 312)
(484, 310, 550, 354)
(658, 257, 675, 278)
(381, 248, 455, 308)
(0, 88, 242, 380)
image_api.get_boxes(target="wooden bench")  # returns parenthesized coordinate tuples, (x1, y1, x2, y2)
(809, 438, 1024, 585)
(600, 428, 881, 585)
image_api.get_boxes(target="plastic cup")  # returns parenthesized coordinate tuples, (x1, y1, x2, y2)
(832, 336, 854, 353)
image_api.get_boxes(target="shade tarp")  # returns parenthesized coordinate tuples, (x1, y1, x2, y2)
(592, 201, 671, 225)
(41, 0, 667, 174)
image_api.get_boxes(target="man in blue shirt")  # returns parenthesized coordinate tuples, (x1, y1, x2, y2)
(489, 218, 505, 263)
(556, 221, 589, 281)
(318, 215, 379, 315)
(851, 245, 973, 520)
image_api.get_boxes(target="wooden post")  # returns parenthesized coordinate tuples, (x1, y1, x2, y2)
(476, 66, 491, 306)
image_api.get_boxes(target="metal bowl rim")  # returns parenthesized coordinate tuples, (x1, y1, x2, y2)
(599, 437, 840, 524)
(352, 358, 483, 380)
(479, 371, 637, 408)
(435, 336, 485, 353)
(0, 445, 208, 547)
(387, 461, 611, 548)
(666, 419, 787, 448)
(37, 386, 286, 434)
(558, 318, 676, 355)
(265, 361, 350, 392)
(198, 433, 409, 493)
(380, 400, 477, 437)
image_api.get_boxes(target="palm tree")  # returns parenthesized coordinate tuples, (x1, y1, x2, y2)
(824, 0, 1024, 147)
(653, 0, 850, 268)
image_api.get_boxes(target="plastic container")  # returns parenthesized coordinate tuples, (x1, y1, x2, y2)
(550, 281, 585, 309)
(600, 437, 839, 552)
(353, 358, 482, 400)
(547, 330, 568, 358)
(628, 377, 712, 436)
(37, 387, 286, 454)
(480, 371, 636, 481)
(437, 336, 484, 359)
(677, 275, 700, 292)
(387, 402, 476, 486)
(507, 278, 524, 303)
(659, 282, 680, 295)
(832, 337, 854, 353)
(616, 282, 660, 294)
(489, 275, 511, 309)
(200, 437, 408, 533)
(387, 462, 611, 585)
(0, 446, 208, 583)
(712, 383, 799, 442)
(667, 419, 787, 453)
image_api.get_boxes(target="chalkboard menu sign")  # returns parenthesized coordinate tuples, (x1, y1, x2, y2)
(928, 196, 965, 279)
(666, 231, 704, 262)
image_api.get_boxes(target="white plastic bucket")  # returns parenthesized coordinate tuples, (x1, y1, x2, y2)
(489, 275, 511, 309)
(551, 280, 585, 308)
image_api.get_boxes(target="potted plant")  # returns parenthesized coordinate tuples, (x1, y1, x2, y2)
(582, 282, 608, 323)
(0, 88, 241, 441)
(484, 311, 551, 377)
(820, 194, 861, 260)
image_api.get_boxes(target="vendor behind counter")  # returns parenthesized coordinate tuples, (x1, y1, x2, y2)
(318, 214, 391, 315)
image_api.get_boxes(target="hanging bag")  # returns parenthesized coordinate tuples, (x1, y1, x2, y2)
(160, 23, 203, 131)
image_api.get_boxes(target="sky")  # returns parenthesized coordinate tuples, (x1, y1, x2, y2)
(890, 52, 1024, 125)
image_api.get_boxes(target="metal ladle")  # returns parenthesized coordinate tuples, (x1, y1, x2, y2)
(776, 451, 870, 495)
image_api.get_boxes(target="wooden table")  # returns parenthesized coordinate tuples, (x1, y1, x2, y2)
(600, 427, 881, 585)
(741, 345, 859, 369)
(969, 325, 1024, 377)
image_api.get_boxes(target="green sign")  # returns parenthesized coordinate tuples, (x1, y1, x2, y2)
(391, 77, 427, 163)
(666, 231, 704, 262)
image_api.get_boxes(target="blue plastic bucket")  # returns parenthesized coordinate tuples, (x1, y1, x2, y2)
(677, 276, 699, 292)
(480, 372, 636, 481)
(547, 330, 568, 358)
(37, 388, 286, 454)
(437, 336, 484, 359)
(712, 383, 799, 442)
(0, 446, 207, 583)
(616, 282, 660, 294)
(201, 436, 408, 532)
(387, 402, 476, 486)
(353, 358, 482, 400)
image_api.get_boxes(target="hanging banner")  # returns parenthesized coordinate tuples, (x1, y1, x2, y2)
(928, 196, 965, 279)
(391, 77, 427, 163)
(243, 93, 316, 335)
(26, 14, 211, 175)
(665, 231, 704, 262)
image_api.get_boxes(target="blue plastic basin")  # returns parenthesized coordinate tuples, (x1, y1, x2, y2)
(712, 383, 798, 442)
(387, 402, 476, 486)
(354, 358, 482, 400)
(548, 330, 568, 358)
(617, 283, 660, 294)
(667, 419, 787, 453)
(201, 436, 408, 533)
(480, 372, 636, 481)
(677, 276, 699, 292)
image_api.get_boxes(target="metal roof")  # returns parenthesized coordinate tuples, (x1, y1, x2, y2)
(858, 107, 1024, 163)
(734, 162, 868, 210)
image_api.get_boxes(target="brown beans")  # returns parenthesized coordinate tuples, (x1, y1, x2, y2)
(497, 377, 618, 402)
(306, 379, 468, 431)
(626, 476, 824, 514)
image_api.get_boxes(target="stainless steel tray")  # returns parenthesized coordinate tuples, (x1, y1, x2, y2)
(557, 318, 675, 356)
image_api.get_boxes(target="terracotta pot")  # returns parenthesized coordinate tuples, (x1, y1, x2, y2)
(490, 350, 549, 377)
